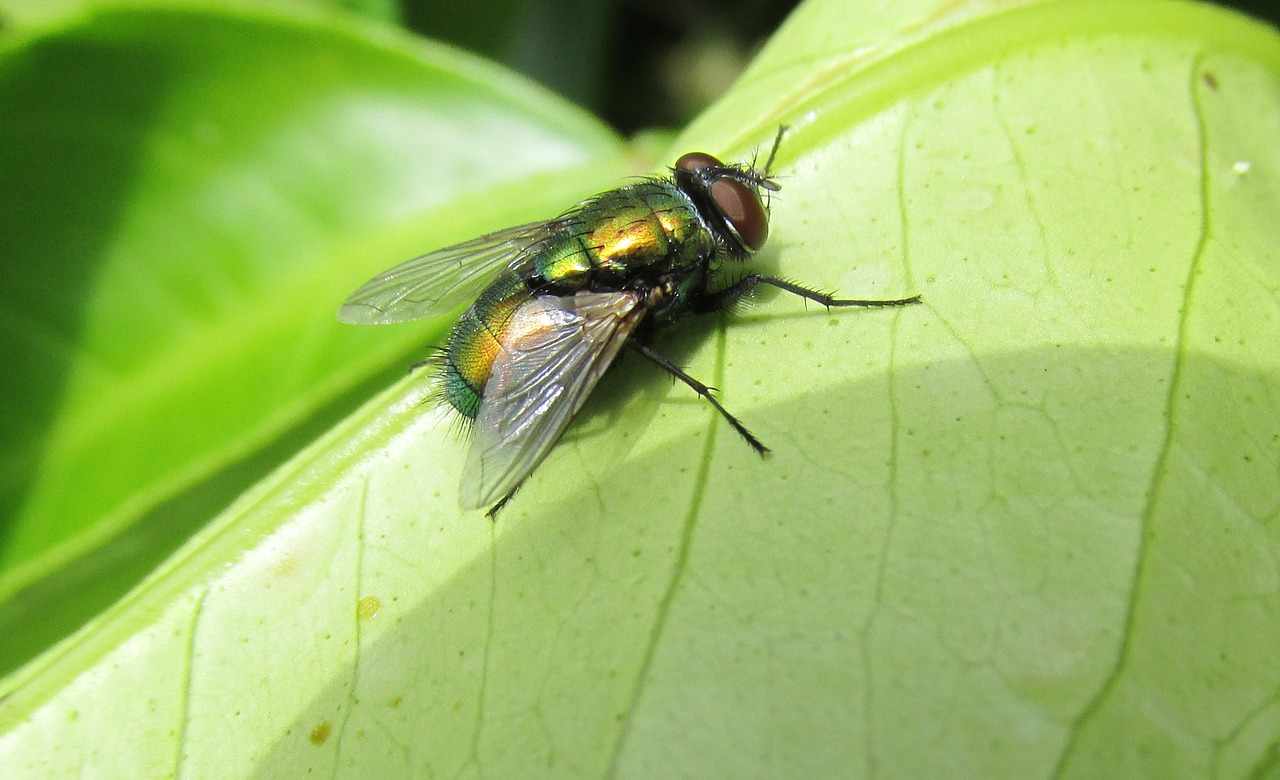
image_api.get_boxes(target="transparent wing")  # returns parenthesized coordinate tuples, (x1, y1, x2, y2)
(460, 291, 647, 510)
(338, 221, 562, 324)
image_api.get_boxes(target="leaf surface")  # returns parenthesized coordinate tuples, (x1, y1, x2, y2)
(2, 1, 1279, 777)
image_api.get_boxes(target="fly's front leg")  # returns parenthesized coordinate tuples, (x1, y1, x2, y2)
(699, 273, 921, 312)
(629, 341, 769, 455)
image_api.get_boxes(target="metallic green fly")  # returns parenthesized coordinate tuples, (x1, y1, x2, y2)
(339, 129, 920, 517)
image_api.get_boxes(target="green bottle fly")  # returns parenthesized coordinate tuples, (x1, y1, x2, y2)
(339, 129, 920, 517)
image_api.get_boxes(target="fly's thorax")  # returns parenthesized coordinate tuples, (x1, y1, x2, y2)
(637, 182, 714, 269)
(442, 273, 532, 418)
(551, 181, 712, 280)
(532, 233, 593, 288)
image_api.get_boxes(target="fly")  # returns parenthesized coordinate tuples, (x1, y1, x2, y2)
(339, 128, 920, 517)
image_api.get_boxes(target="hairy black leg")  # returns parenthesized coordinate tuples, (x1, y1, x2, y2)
(486, 485, 520, 521)
(698, 273, 921, 313)
(629, 341, 769, 455)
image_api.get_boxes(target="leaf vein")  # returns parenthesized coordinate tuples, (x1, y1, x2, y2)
(1050, 53, 1214, 778)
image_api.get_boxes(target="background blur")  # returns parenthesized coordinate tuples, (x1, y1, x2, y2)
(3, 0, 1274, 132)
(390, 0, 802, 133)
(388, 0, 1280, 133)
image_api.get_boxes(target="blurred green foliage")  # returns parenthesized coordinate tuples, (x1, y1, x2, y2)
(402, 0, 804, 131)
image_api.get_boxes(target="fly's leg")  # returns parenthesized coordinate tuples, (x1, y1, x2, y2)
(629, 341, 769, 455)
(700, 273, 921, 312)
(486, 487, 520, 521)
(410, 345, 445, 373)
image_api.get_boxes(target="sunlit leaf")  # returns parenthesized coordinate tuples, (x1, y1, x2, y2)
(2, 0, 1278, 777)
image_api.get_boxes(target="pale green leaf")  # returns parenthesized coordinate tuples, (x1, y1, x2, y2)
(2, 0, 1279, 777)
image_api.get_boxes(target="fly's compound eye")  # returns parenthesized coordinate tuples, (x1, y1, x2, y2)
(675, 152, 723, 175)
(710, 177, 769, 252)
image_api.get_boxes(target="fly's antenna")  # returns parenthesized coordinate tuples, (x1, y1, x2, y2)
(741, 124, 787, 193)
(687, 128, 787, 193)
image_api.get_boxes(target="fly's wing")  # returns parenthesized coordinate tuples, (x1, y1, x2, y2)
(338, 221, 562, 324)
(460, 291, 647, 510)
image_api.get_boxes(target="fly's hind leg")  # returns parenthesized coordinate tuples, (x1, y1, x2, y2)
(486, 485, 521, 521)
(629, 341, 769, 455)
(700, 273, 921, 312)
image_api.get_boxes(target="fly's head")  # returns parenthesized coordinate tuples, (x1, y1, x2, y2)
(673, 126, 787, 258)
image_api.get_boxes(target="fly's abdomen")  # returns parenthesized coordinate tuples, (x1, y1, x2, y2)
(442, 273, 532, 418)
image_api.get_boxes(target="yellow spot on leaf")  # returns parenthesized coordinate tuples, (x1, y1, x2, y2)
(357, 595, 381, 621)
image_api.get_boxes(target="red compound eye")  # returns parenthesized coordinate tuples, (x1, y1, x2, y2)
(709, 177, 768, 251)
